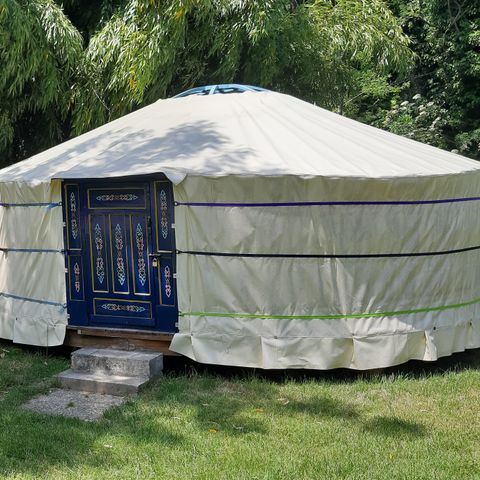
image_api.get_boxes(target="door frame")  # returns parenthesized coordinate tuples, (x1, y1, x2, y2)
(62, 174, 178, 333)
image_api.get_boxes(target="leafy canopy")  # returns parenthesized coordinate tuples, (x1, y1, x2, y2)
(365, 0, 480, 159)
(1, 0, 412, 164)
(72, 0, 412, 133)
(0, 0, 82, 162)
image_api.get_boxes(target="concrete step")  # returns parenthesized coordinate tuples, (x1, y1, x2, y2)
(57, 369, 149, 396)
(71, 348, 163, 378)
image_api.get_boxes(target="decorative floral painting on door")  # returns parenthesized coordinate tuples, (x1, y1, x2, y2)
(63, 178, 177, 332)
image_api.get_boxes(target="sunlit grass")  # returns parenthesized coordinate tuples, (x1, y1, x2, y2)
(0, 342, 479, 479)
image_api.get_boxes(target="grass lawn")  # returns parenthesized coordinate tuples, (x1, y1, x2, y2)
(0, 342, 479, 479)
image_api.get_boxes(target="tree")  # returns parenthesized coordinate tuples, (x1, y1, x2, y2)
(0, 0, 82, 165)
(72, 0, 412, 134)
(0, 0, 412, 164)
(365, 0, 480, 159)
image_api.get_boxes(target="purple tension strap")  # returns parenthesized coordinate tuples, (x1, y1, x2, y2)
(175, 196, 480, 207)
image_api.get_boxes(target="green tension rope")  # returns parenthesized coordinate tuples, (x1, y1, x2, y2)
(179, 296, 480, 320)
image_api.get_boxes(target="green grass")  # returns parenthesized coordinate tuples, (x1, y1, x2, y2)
(0, 342, 479, 480)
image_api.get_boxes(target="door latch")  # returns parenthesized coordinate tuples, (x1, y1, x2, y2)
(149, 253, 161, 268)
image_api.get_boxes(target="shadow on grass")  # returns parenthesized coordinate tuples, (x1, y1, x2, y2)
(0, 372, 425, 477)
(0, 375, 277, 476)
(137, 375, 276, 436)
(285, 396, 359, 420)
(162, 347, 480, 385)
(0, 377, 429, 477)
(0, 391, 188, 477)
(2, 339, 472, 476)
(363, 416, 427, 438)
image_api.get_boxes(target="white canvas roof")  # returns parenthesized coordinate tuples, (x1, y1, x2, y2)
(1, 91, 479, 185)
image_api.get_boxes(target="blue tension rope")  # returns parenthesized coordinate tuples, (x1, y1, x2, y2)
(0, 292, 66, 308)
(0, 202, 61, 208)
(0, 248, 63, 253)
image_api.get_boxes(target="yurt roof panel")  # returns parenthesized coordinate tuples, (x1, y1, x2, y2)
(0, 91, 479, 184)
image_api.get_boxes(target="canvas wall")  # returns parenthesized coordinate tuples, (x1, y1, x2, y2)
(0, 180, 67, 346)
(1, 172, 480, 370)
(170, 174, 480, 369)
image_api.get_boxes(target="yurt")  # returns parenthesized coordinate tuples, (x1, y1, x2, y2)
(1, 86, 480, 370)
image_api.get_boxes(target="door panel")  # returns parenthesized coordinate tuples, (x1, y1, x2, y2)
(151, 181, 177, 332)
(158, 255, 176, 306)
(89, 214, 109, 293)
(87, 187, 147, 209)
(109, 214, 130, 294)
(86, 183, 155, 328)
(130, 214, 151, 296)
(64, 184, 88, 325)
(67, 255, 84, 302)
(64, 178, 178, 332)
(93, 298, 153, 320)
(154, 180, 175, 252)
(65, 184, 82, 251)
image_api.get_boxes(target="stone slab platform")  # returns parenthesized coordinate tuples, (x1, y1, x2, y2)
(22, 388, 126, 422)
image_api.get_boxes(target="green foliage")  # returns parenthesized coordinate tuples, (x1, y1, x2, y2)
(0, 0, 412, 161)
(71, 0, 412, 134)
(2, 0, 478, 164)
(378, 94, 449, 148)
(367, 0, 480, 158)
(426, 0, 480, 158)
(0, 0, 83, 164)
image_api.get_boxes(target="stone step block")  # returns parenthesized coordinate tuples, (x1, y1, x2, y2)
(57, 369, 149, 396)
(71, 348, 163, 378)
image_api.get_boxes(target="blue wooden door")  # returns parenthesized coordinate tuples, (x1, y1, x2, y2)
(63, 178, 177, 332)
